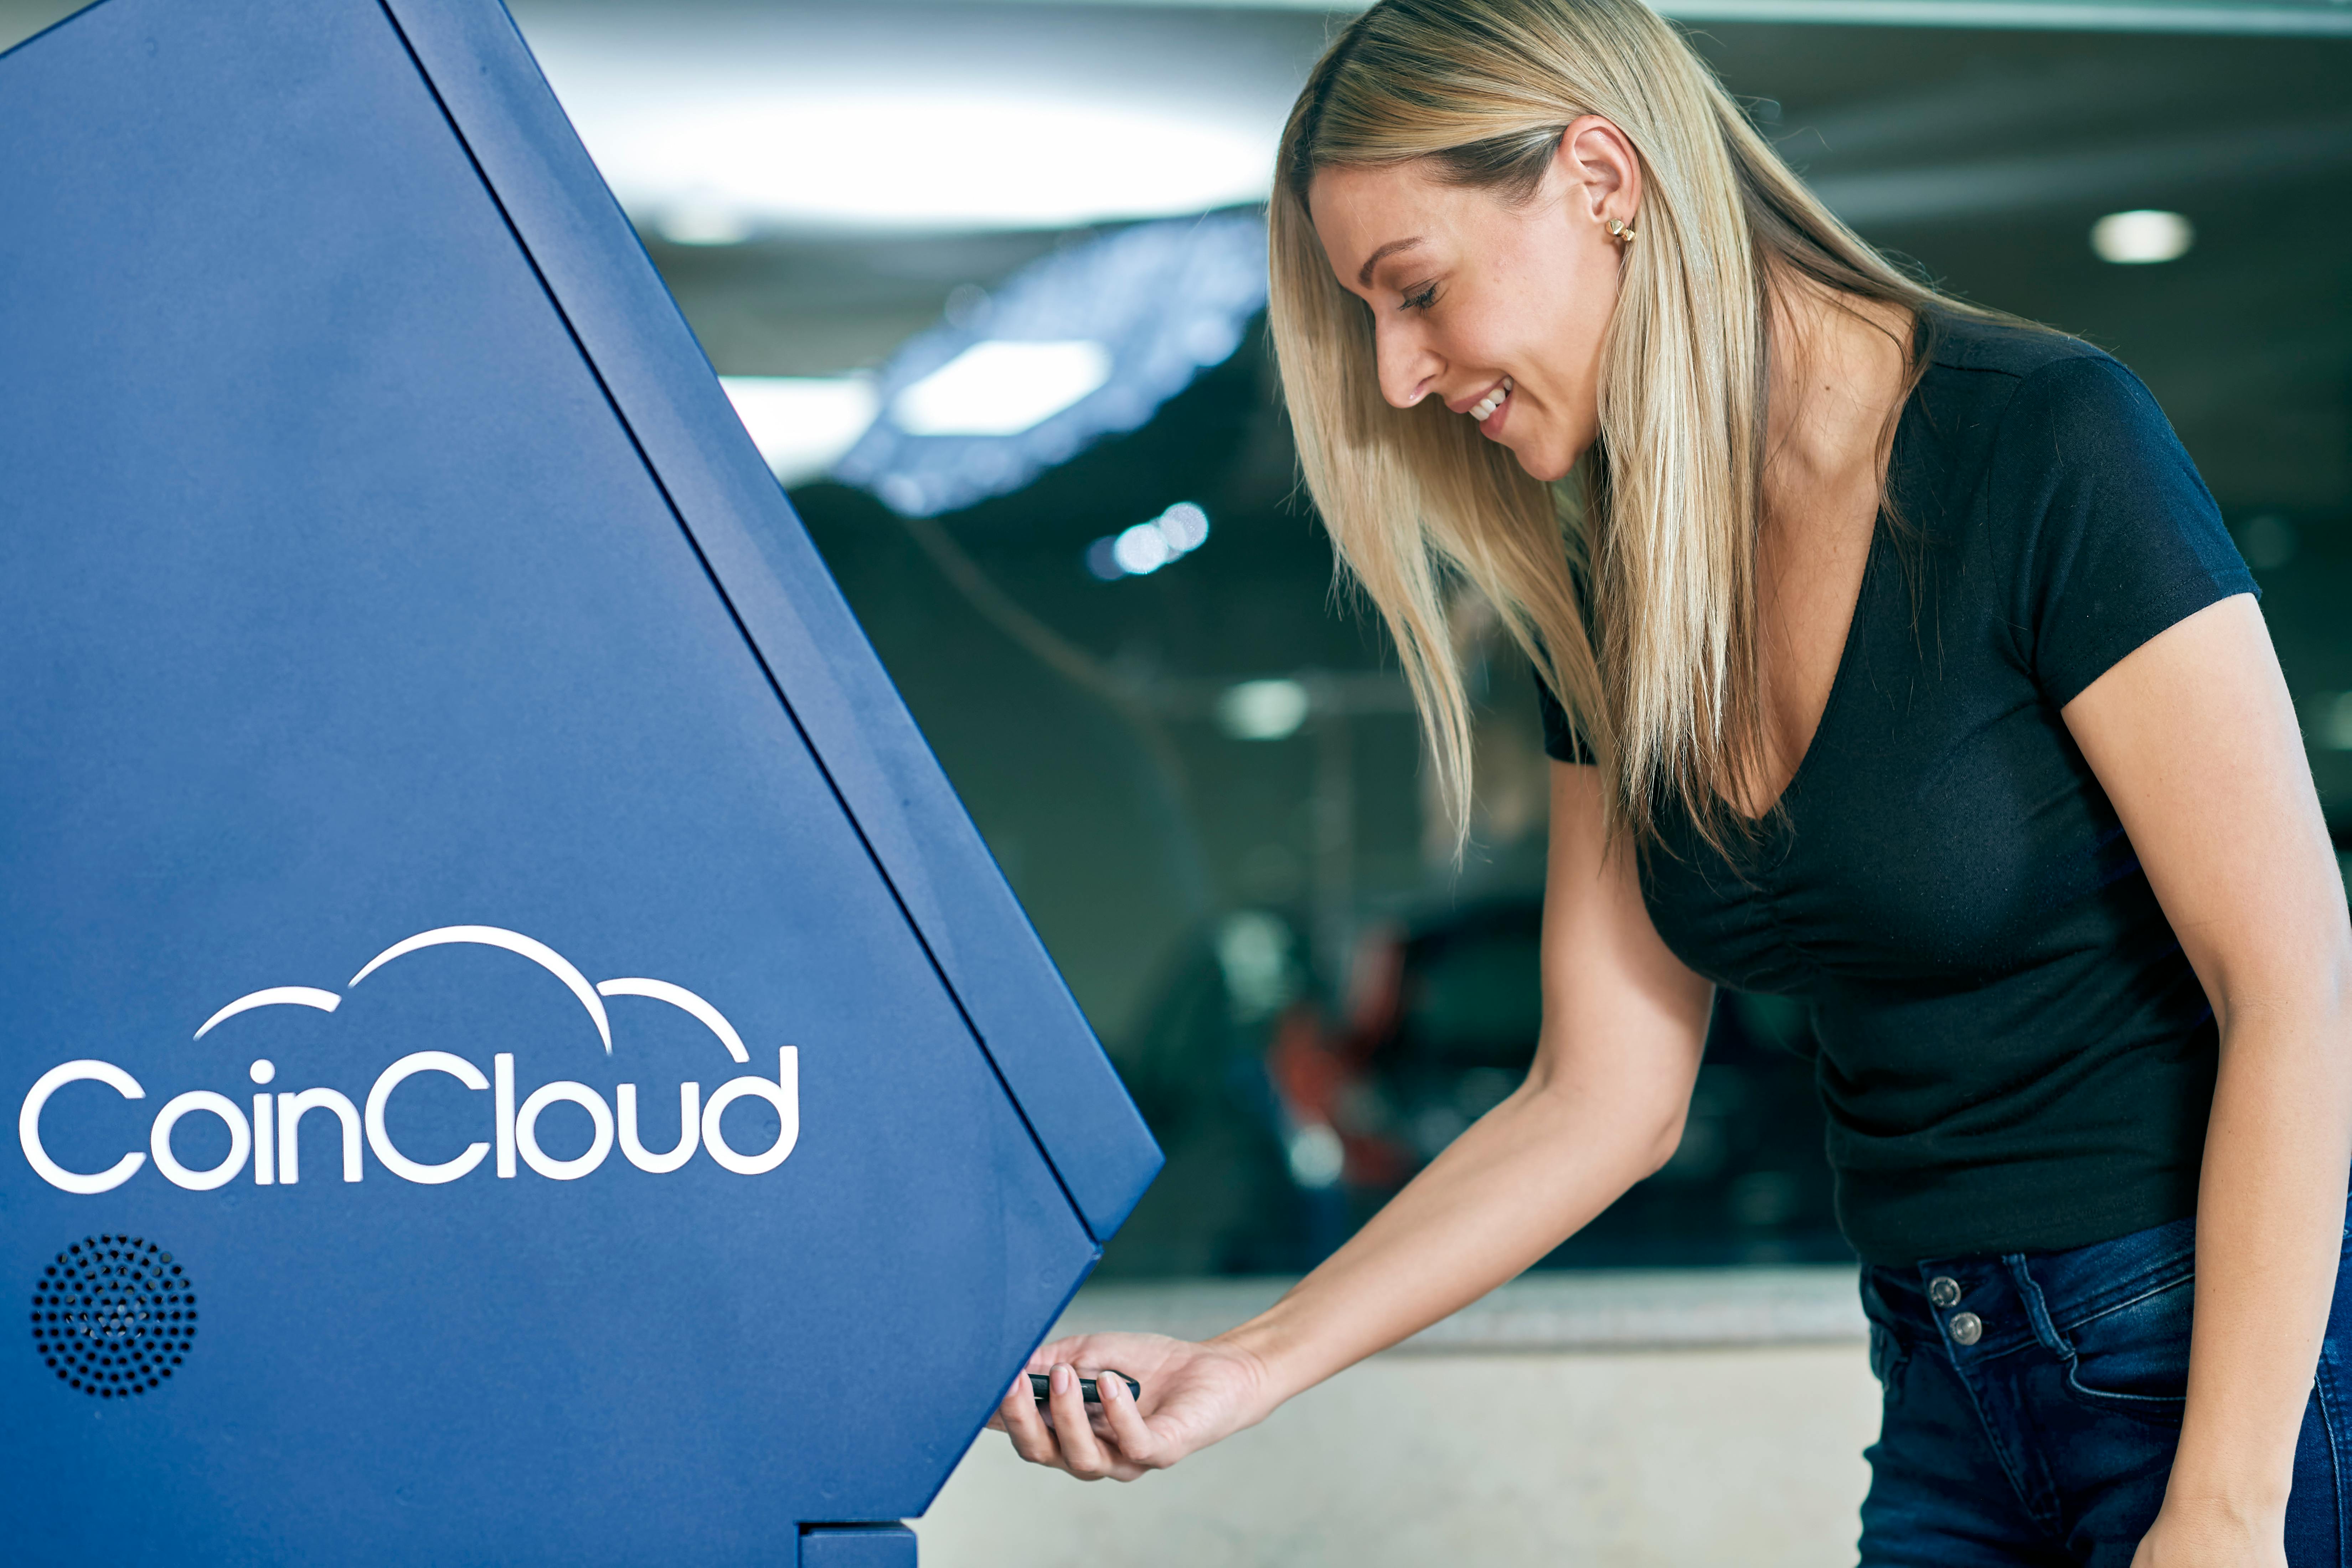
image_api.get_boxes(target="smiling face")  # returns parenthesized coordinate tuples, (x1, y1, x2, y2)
(1306, 117, 1641, 483)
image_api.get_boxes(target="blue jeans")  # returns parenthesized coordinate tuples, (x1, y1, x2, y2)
(1858, 1207, 2352, 1564)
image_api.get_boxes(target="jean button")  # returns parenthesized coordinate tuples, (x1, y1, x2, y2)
(1949, 1311, 1983, 1346)
(1928, 1275, 1962, 1308)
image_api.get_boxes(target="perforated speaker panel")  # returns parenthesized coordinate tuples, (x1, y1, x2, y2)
(27, 1236, 197, 1398)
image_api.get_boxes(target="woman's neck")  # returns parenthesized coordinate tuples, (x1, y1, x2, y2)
(1760, 279, 1915, 523)
(1731, 279, 1917, 817)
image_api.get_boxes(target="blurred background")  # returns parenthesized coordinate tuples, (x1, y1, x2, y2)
(9, 0, 2342, 1288)
(512, 0, 2352, 1286)
(4, 0, 2345, 1556)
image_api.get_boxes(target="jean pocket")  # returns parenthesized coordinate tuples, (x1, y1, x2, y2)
(1868, 1321, 1908, 1394)
(2287, 1340, 2352, 1561)
(2059, 1272, 2194, 1425)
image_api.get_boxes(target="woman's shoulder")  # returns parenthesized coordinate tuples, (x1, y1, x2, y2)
(1904, 312, 2248, 709)
(1912, 309, 2180, 476)
(1919, 306, 2090, 370)
(1920, 309, 2131, 398)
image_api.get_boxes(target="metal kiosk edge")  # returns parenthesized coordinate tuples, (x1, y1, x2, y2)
(0, 0, 1161, 1562)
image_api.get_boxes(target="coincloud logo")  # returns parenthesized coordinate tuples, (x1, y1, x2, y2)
(18, 926, 799, 1196)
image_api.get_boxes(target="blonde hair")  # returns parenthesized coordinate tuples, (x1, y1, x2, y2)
(1271, 0, 1965, 847)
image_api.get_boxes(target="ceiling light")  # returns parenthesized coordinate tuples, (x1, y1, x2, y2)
(2312, 692, 2352, 752)
(2090, 210, 2193, 264)
(2235, 513, 2297, 572)
(1085, 502, 1214, 580)
(653, 204, 757, 247)
(891, 340, 1113, 438)
(1111, 524, 1174, 577)
(1287, 1123, 1344, 1190)
(720, 376, 879, 487)
(569, 92, 1272, 233)
(1217, 679, 1310, 742)
(1155, 502, 1210, 553)
(837, 213, 1265, 516)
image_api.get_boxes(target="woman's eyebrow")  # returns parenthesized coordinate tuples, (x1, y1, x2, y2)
(1357, 237, 1426, 288)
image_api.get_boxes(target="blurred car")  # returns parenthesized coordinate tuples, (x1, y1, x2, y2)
(1274, 897, 1850, 1268)
(1094, 908, 1327, 1276)
(1100, 897, 1850, 1276)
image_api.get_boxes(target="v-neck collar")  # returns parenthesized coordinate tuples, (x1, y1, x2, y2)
(1728, 311, 1934, 829)
(1733, 507, 1886, 828)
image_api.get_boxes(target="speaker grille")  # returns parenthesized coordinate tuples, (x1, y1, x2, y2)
(29, 1235, 197, 1397)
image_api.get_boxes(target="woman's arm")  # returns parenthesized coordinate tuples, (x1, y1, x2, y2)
(993, 762, 1714, 1479)
(2062, 594, 2352, 1563)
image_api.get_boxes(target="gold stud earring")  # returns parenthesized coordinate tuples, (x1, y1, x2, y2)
(1607, 217, 1637, 243)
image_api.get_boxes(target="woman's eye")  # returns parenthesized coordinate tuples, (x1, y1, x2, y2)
(1401, 284, 1438, 312)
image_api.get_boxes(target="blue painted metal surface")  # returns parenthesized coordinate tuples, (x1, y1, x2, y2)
(803, 1525, 921, 1568)
(0, 0, 1159, 1561)
(383, 0, 1160, 1246)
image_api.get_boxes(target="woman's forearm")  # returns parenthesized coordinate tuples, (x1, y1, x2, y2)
(1211, 1071, 1682, 1409)
(2170, 997, 2352, 1517)
(1203, 768, 1711, 1415)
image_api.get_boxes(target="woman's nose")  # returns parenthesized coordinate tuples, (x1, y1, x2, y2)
(1375, 324, 1443, 411)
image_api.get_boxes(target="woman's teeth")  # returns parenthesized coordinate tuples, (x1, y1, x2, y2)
(1470, 377, 1513, 422)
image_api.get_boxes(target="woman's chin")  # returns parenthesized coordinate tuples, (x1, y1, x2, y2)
(1500, 425, 1590, 484)
(1511, 444, 1575, 484)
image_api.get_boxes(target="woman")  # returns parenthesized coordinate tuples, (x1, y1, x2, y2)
(992, 0, 2352, 1559)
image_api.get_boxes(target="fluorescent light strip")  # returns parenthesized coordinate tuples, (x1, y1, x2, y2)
(1657, 0, 2352, 35)
(930, 0, 2352, 38)
(554, 86, 1275, 233)
(892, 341, 1114, 437)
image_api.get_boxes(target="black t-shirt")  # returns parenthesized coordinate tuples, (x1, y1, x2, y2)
(1538, 313, 2255, 1265)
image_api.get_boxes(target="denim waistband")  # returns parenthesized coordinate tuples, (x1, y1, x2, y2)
(1861, 1211, 2200, 1359)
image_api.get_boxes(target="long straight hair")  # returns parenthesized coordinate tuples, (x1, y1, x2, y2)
(1271, 0, 1974, 848)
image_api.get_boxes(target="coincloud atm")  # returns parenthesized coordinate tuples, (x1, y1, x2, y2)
(0, 1, 1162, 1562)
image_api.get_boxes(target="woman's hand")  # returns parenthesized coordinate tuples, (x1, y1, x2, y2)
(982, 768, 1709, 1485)
(985, 1331, 1273, 1481)
(2128, 1496, 2287, 1567)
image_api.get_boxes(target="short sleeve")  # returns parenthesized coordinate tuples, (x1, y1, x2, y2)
(1996, 354, 2255, 708)
(1535, 671, 1596, 765)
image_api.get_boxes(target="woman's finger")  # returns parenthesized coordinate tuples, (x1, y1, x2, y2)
(1095, 1368, 1165, 1467)
(997, 1373, 1065, 1469)
(1045, 1364, 1114, 1480)
(987, 1373, 1032, 1437)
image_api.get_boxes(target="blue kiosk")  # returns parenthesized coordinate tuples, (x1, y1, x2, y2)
(0, 0, 1162, 1561)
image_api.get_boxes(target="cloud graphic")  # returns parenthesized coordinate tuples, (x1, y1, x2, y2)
(193, 986, 343, 1040)
(190, 928, 751, 1065)
(348, 925, 612, 1052)
(595, 978, 751, 1064)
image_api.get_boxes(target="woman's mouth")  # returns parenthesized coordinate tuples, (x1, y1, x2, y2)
(1469, 377, 1512, 429)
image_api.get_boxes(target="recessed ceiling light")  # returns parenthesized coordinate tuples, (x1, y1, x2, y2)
(653, 204, 757, 247)
(1217, 679, 1310, 742)
(2090, 210, 2193, 265)
(2313, 692, 2352, 752)
(1155, 502, 1210, 553)
(2235, 513, 2297, 572)
(891, 340, 1113, 438)
(1085, 502, 1212, 580)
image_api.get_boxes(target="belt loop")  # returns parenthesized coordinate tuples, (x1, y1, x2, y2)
(2006, 1254, 2067, 1353)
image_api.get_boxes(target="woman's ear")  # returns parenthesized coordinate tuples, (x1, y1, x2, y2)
(1552, 114, 1643, 229)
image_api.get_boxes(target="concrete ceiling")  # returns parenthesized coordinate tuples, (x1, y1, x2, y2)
(5, 0, 2345, 498)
